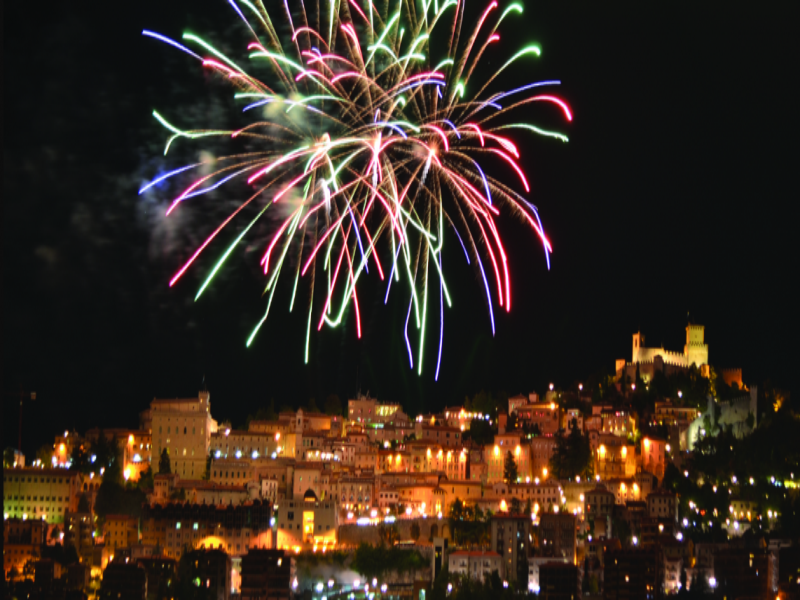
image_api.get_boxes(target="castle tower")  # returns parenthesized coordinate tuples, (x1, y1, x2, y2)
(632, 331, 645, 363)
(684, 324, 709, 367)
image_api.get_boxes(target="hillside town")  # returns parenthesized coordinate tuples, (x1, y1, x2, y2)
(4, 325, 799, 600)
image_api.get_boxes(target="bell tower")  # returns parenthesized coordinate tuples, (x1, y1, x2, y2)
(632, 331, 645, 363)
(684, 324, 709, 367)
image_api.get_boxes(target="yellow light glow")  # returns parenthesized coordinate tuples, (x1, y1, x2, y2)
(515, 445, 521, 456)
(542, 467, 548, 477)
(644, 438, 650, 449)
(59, 444, 66, 453)
(621, 447, 627, 458)
(500, 500, 508, 512)
(128, 434, 134, 444)
(598, 445, 606, 457)
(493, 445, 499, 456)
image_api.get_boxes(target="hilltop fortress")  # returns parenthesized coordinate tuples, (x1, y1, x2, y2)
(616, 324, 710, 383)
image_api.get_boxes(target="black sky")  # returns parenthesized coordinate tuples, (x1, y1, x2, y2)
(3, 0, 797, 457)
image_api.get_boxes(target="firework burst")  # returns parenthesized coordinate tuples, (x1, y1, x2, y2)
(141, 0, 570, 378)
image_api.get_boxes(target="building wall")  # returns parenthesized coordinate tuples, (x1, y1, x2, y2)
(275, 499, 337, 550)
(3, 469, 81, 524)
(151, 392, 217, 479)
(491, 516, 530, 583)
(449, 551, 503, 582)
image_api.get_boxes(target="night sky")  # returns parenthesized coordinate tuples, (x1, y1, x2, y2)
(3, 0, 796, 457)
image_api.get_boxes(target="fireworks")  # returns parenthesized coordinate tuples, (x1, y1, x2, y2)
(141, 0, 570, 378)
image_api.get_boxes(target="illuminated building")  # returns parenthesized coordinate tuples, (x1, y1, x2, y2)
(211, 430, 283, 462)
(377, 450, 411, 474)
(491, 514, 530, 584)
(51, 431, 81, 468)
(616, 325, 710, 385)
(3, 468, 82, 524)
(514, 403, 561, 436)
(646, 489, 677, 522)
(653, 402, 699, 427)
(561, 408, 584, 432)
(347, 394, 408, 426)
(600, 409, 638, 438)
(508, 393, 538, 415)
(275, 490, 337, 550)
(104, 514, 139, 552)
(414, 423, 464, 448)
(408, 442, 468, 479)
(448, 550, 503, 582)
(3, 517, 46, 579)
(337, 476, 375, 511)
(484, 434, 532, 483)
(538, 513, 577, 563)
(530, 437, 557, 477)
(594, 437, 636, 479)
(641, 437, 667, 480)
(64, 510, 94, 564)
(141, 500, 272, 560)
(377, 485, 399, 509)
(84, 429, 152, 481)
(584, 487, 615, 538)
(150, 391, 218, 480)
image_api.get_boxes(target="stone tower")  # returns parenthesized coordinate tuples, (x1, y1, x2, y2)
(684, 324, 708, 367)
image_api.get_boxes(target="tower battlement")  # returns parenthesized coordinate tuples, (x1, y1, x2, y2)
(630, 324, 709, 370)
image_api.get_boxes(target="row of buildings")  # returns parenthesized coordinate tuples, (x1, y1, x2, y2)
(3, 325, 793, 597)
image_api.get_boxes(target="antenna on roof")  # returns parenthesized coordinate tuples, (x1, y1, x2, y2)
(202, 374, 208, 392)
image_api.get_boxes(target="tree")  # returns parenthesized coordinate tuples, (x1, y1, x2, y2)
(158, 449, 171, 474)
(36, 444, 53, 466)
(203, 452, 213, 481)
(324, 394, 343, 416)
(612, 515, 632, 546)
(378, 523, 399, 546)
(245, 401, 277, 428)
(462, 419, 494, 445)
(410, 521, 421, 541)
(509, 498, 523, 515)
(91, 430, 114, 471)
(503, 451, 518, 484)
(77, 494, 91, 513)
(102, 436, 123, 486)
(41, 542, 79, 567)
(138, 465, 154, 491)
(450, 499, 465, 521)
(70, 444, 91, 474)
(4, 447, 17, 468)
(306, 397, 320, 413)
(549, 419, 593, 480)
